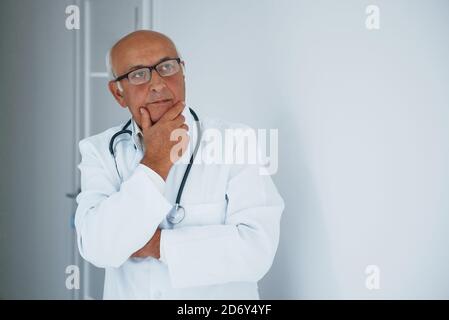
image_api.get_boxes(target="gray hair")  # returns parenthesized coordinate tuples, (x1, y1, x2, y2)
(105, 49, 115, 80)
(105, 49, 123, 91)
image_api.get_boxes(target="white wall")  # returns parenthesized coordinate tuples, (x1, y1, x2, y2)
(153, 0, 449, 298)
(1, 0, 448, 299)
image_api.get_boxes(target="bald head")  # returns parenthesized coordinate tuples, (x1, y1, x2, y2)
(108, 30, 180, 79)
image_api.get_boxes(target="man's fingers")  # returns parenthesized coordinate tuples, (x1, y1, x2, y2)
(131, 247, 145, 257)
(161, 101, 185, 122)
(170, 114, 186, 128)
(140, 107, 153, 130)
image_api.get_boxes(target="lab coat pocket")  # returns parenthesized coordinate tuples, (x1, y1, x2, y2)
(180, 200, 227, 227)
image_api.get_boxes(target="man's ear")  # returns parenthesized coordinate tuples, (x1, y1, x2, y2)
(180, 61, 186, 78)
(108, 81, 127, 108)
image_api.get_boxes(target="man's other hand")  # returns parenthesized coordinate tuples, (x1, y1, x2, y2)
(131, 228, 161, 259)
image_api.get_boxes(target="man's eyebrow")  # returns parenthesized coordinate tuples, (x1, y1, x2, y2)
(124, 56, 173, 73)
(125, 64, 147, 73)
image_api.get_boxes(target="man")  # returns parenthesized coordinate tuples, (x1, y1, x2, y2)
(75, 30, 284, 299)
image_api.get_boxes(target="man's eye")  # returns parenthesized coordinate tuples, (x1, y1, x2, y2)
(159, 63, 174, 73)
(133, 71, 145, 78)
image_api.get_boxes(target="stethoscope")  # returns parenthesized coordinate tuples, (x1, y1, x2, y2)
(109, 107, 202, 225)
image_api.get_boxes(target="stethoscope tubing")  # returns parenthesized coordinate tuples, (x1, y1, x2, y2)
(109, 107, 201, 224)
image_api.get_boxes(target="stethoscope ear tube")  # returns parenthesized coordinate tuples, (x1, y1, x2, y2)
(109, 119, 132, 156)
(169, 108, 202, 225)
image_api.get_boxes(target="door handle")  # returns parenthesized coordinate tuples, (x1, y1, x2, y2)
(66, 188, 81, 199)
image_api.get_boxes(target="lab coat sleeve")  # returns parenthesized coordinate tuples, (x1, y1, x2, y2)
(161, 163, 285, 288)
(75, 139, 172, 268)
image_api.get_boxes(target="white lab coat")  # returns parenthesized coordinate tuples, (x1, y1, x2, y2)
(75, 107, 284, 299)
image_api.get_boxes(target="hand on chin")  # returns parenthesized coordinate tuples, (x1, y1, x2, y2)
(148, 101, 176, 123)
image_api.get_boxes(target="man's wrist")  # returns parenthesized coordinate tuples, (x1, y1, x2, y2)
(152, 228, 162, 260)
(159, 229, 166, 264)
(140, 157, 170, 181)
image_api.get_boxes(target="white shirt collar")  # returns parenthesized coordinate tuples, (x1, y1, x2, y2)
(131, 117, 144, 151)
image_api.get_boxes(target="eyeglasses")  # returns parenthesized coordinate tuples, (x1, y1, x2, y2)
(114, 58, 182, 85)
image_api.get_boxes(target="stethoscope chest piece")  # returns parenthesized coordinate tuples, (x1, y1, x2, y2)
(167, 204, 185, 224)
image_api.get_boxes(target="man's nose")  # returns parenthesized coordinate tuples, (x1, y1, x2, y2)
(148, 70, 166, 92)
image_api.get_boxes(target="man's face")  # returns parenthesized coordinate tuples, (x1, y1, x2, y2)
(109, 33, 185, 126)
